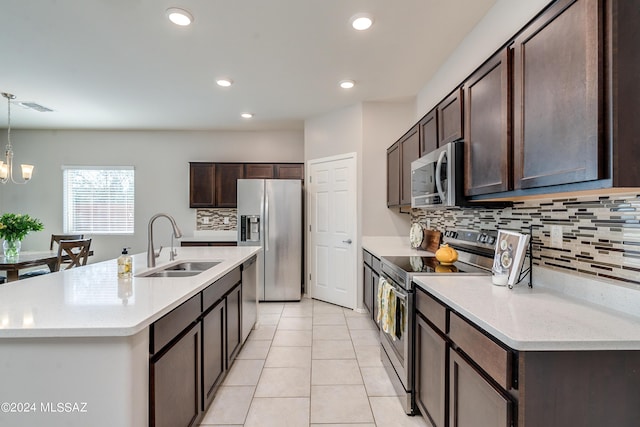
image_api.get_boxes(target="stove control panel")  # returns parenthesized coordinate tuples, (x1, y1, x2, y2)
(443, 228, 497, 251)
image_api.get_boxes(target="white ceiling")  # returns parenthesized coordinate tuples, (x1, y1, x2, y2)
(0, 0, 496, 131)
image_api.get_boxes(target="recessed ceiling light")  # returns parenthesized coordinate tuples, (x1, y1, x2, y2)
(166, 8, 193, 26)
(216, 78, 233, 87)
(241, 113, 253, 119)
(339, 80, 355, 89)
(350, 13, 374, 31)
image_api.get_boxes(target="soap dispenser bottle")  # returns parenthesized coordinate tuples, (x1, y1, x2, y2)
(117, 247, 132, 279)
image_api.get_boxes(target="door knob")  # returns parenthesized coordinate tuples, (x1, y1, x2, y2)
(342, 239, 352, 244)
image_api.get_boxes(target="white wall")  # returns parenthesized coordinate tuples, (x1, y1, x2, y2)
(303, 104, 363, 162)
(416, 0, 551, 118)
(0, 129, 303, 262)
(362, 101, 415, 237)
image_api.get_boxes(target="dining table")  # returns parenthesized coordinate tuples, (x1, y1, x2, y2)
(0, 250, 94, 282)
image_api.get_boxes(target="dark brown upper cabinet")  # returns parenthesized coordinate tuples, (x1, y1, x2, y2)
(419, 109, 438, 156)
(387, 142, 400, 207)
(388, 123, 428, 208)
(612, 0, 640, 188)
(400, 125, 420, 206)
(464, 48, 512, 196)
(437, 88, 464, 146)
(275, 163, 304, 180)
(215, 163, 244, 207)
(244, 163, 275, 179)
(189, 163, 216, 208)
(190, 162, 304, 208)
(513, 0, 603, 190)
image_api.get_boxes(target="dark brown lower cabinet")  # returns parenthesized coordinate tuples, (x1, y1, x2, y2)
(201, 300, 225, 410)
(371, 269, 379, 327)
(415, 315, 447, 427)
(362, 250, 381, 328)
(363, 259, 372, 314)
(226, 283, 242, 365)
(449, 349, 512, 427)
(150, 324, 201, 427)
(150, 267, 246, 426)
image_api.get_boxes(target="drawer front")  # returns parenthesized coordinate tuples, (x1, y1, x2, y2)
(449, 312, 511, 389)
(151, 293, 202, 354)
(203, 267, 241, 311)
(415, 287, 447, 334)
(371, 256, 381, 273)
(363, 250, 373, 267)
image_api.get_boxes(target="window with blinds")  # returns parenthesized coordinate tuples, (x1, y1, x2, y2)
(63, 166, 134, 234)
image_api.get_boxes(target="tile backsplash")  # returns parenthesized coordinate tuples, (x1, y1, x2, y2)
(411, 192, 640, 287)
(196, 208, 237, 231)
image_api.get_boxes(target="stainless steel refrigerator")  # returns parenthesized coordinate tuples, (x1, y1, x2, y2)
(237, 179, 302, 301)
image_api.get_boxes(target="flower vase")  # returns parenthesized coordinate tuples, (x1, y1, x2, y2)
(3, 239, 21, 260)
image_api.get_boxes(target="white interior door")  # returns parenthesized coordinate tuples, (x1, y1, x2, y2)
(307, 153, 357, 309)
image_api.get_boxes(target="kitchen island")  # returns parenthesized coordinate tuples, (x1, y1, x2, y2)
(0, 246, 260, 427)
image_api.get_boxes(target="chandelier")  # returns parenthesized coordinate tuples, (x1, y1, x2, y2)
(1, 92, 34, 184)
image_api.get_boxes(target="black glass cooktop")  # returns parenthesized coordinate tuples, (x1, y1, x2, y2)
(382, 255, 489, 275)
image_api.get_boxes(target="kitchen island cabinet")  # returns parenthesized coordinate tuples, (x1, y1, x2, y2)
(0, 247, 260, 427)
(150, 321, 201, 427)
(413, 275, 640, 427)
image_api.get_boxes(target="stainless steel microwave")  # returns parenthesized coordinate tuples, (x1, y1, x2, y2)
(411, 140, 464, 208)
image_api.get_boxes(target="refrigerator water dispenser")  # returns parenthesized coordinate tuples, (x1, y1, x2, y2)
(240, 215, 261, 242)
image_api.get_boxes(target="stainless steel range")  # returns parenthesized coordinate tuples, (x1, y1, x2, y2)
(379, 227, 496, 415)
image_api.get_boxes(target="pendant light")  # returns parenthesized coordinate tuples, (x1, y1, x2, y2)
(1, 93, 34, 184)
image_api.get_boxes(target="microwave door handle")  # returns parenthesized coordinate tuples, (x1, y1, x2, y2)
(435, 149, 447, 202)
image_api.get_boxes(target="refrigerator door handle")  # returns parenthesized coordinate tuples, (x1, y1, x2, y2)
(264, 191, 269, 251)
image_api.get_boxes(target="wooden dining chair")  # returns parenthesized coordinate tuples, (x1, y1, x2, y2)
(19, 234, 87, 279)
(50, 234, 84, 250)
(54, 239, 92, 272)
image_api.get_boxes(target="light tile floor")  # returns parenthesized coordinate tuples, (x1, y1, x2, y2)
(199, 297, 429, 427)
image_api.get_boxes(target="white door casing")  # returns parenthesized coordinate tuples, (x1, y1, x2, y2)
(307, 153, 357, 309)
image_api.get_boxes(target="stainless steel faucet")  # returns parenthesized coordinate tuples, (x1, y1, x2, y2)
(147, 213, 183, 268)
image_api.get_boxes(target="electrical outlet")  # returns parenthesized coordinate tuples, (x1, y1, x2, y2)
(550, 225, 563, 248)
(223, 217, 230, 225)
(202, 217, 209, 224)
(426, 219, 431, 229)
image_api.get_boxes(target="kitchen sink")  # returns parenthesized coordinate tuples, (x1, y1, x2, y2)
(164, 261, 221, 271)
(143, 270, 203, 278)
(136, 260, 222, 278)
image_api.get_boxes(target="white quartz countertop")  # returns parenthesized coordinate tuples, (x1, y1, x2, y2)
(0, 246, 260, 338)
(413, 275, 640, 351)
(362, 236, 433, 258)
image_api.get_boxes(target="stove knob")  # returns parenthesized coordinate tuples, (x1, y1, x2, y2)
(488, 236, 496, 245)
(477, 234, 483, 242)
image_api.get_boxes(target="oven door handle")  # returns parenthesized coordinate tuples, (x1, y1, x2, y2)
(435, 149, 447, 202)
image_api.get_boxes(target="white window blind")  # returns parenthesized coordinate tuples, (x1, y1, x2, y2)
(63, 166, 134, 234)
